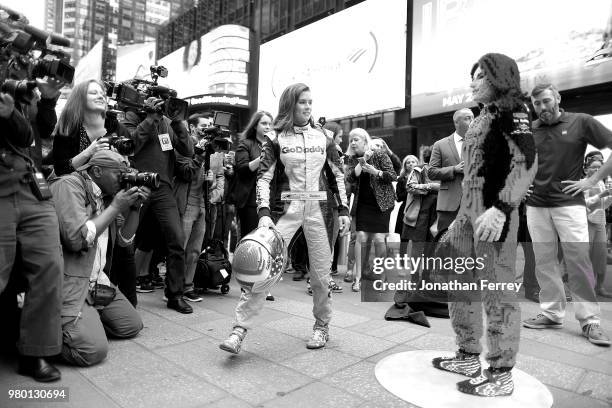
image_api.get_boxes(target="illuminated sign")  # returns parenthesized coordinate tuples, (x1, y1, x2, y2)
(158, 24, 250, 105)
(411, 0, 612, 118)
(186, 94, 250, 107)
(258, 0, 407, 119)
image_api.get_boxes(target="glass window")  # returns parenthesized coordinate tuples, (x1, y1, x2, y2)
(383, 111, 395, 128)
(366, 115, 381, 129)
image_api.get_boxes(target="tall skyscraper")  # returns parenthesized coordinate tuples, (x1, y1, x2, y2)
(45, 0, 193, 80)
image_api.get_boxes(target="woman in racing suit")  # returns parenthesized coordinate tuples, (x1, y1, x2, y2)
(220, 83, 350, 353)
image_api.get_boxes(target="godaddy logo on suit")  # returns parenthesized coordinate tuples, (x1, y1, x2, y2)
(281, 145, 325, 154)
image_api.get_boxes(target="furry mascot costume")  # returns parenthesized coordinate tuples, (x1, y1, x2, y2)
(431, 53, 537, 397)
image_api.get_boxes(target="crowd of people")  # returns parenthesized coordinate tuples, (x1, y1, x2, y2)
(0, 51, 611, 399)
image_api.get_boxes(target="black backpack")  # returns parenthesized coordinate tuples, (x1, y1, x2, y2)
(194, 238, 232, 294)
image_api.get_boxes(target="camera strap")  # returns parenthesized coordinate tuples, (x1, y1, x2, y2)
(76, 171, 99, 216)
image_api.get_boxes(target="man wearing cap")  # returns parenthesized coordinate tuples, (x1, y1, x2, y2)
(49, 150, 150, 367)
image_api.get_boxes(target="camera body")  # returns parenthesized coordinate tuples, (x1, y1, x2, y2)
(0, 6, 74, 103)
(200, 111, 233, 148)
(106, 65, 189, 121)
(99, 135, 135, 157)
(120, 171, 160, 190)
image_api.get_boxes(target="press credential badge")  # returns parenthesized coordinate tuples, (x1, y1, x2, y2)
(158, 133, 173, 151)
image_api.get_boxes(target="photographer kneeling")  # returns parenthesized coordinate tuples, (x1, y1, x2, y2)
(49, 150, 148, 367)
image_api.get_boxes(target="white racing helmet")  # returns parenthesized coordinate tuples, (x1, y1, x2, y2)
(233, 226, 287, 292)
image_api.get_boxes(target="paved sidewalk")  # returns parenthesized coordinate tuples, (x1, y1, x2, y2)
(1, 274, 611, 408)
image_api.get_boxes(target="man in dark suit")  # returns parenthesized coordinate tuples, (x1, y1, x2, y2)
(428, 108, 474, 232)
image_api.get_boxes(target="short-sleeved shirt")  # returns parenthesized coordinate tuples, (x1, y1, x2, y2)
(527, 111, 612, 207)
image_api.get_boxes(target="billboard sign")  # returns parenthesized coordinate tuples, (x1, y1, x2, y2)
(258, 0, 407, 119)
(411, 0, 612, 118)
(116, 41, 156, 82)
(157, 24, 250, 105)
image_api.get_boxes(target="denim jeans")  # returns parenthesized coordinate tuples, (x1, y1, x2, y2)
(182, 203, 206, 293)
(588, 221, 608, 290)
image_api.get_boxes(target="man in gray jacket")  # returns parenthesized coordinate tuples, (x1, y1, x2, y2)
(428, 108, 474, 232)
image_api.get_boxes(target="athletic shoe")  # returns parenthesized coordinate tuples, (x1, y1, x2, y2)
(151, 276, 165, 289)
(306, 328, 328, 349)
(522, 314, 562, 329)
(456, 368, 513, 397)
(266, 292, 275, 301)
(582, 323, 611, 346)
(136, 278, 155, 293)
(432, 351, 482, 377)
(184, 291, 203, 302)
(329, 279, 343, 293)
(220, 327, 247, 354)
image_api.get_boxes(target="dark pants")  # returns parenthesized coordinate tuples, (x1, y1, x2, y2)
(290, 228, 310, 273)
(436, 209, 459, 233)
(0, 184, 63, 356)
(214, 203, 235, 249)
(237, 205, 258, 238)
(109, 243, 138, 307)
(331, 236, 340, 272)
(138, 183, 185, 298)
(517, 212, 538, 293)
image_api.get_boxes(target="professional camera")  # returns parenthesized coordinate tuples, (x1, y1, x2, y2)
(120, 171, 160, 190)
(106, 65, 189, 121)
(194, 111, 233, 156)
(99, 135, 135, 157)
(0, 6, 74, 103)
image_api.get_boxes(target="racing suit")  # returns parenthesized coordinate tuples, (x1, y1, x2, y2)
(232, 124, 349, 332)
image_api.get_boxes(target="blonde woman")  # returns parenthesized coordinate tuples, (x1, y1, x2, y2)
(345, 128, 397, 291)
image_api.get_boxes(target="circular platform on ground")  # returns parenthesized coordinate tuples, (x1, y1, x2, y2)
(375, 350, 553, 408)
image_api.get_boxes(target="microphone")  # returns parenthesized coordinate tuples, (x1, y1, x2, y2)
(22, 24, 71, 47)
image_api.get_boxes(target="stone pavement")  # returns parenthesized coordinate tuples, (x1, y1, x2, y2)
(1, 273, 611, 408)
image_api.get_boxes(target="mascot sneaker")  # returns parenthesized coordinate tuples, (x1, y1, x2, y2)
(456, 368, 513, 397)
(432, 351, 482, 377)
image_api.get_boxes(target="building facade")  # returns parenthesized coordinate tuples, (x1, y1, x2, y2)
(45, 0, 194, 80)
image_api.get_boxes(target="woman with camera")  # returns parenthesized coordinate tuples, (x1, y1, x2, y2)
(344, 128, 397, 292)
(52, 79, 131, 176)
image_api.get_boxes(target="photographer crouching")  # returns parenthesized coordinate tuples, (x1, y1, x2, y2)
(49, 150, 149, 366)
(122, 96, 194, 313)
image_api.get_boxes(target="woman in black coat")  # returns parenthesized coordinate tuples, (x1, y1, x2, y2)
(233, 110, 274, 237)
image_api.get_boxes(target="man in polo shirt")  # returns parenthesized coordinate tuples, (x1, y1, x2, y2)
(523, 83, 611, 347)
